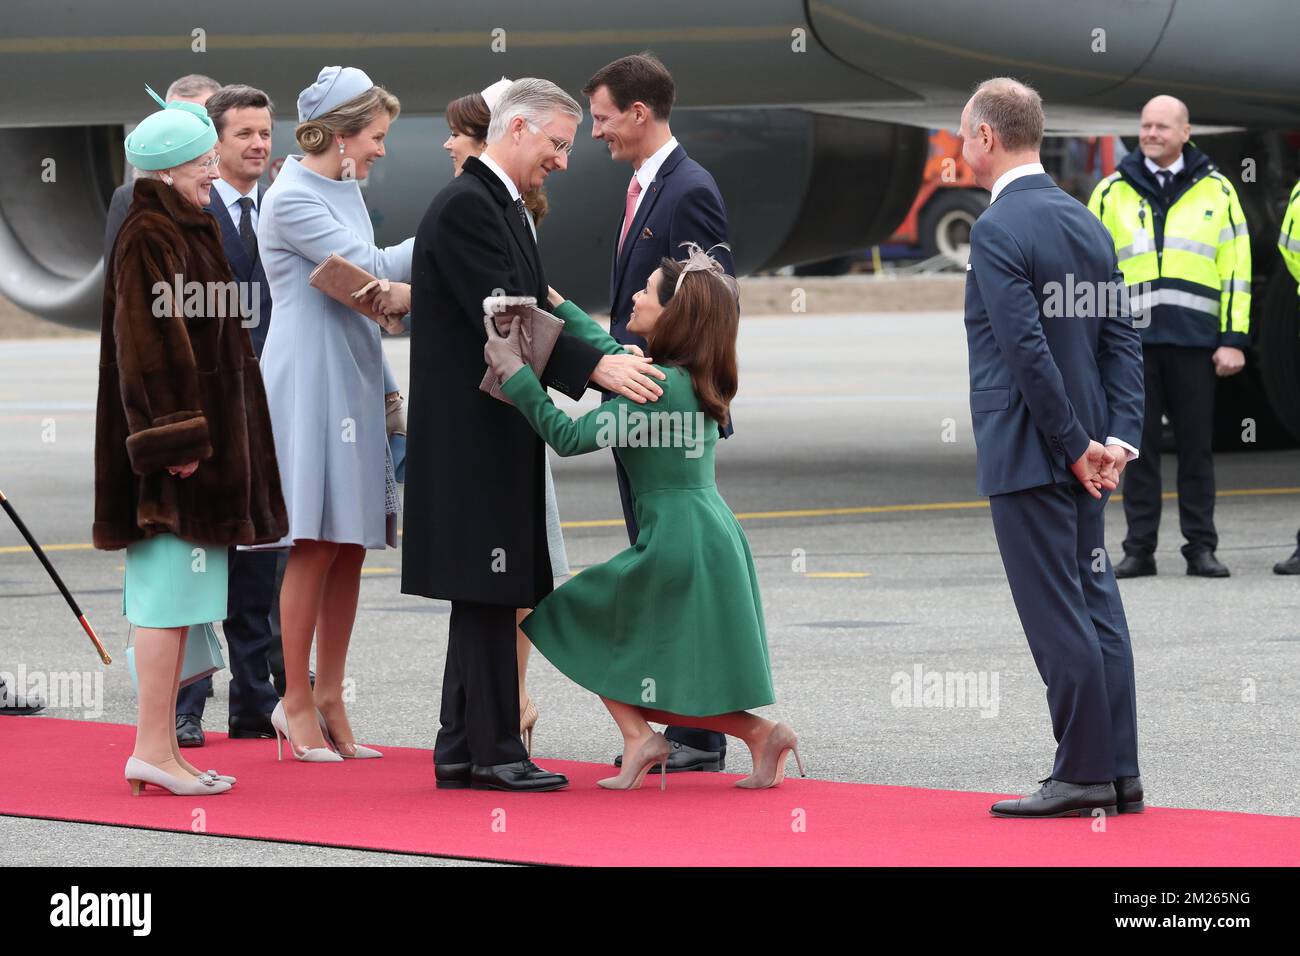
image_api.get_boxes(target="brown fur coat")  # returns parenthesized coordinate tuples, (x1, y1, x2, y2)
(93, 178, 287, 550)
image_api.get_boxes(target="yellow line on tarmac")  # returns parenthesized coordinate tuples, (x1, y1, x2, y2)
(2, 487, 1297, 556)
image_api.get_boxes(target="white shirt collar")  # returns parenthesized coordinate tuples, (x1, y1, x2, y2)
(1144, 153, 1185, 178)
(990, 162, 1046, 203)
(477, 152, 521, 202)
(212, 177, 259, 210)
(634, 135, 679, 192)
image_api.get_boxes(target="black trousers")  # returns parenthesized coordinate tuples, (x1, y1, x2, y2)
(177, 547, 282, 720)
(990, 483, 1140, 783)
(435, 600, 530, 767)
(613, 451, 727, 754)
(1122, 344, 1218, 560)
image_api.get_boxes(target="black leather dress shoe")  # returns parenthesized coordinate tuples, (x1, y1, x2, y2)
(0, 676, 44, 715)
(1114, 553, 1156, 579)
(175, 714, 205, 748)
(1116, 775, 1145, 813)
(990, 777, 1117, 817)
(1274, 549, 1300, 575)
(435, 761, 472, 790)
(227, 712, 275, 739)
(470, 760, 568, 792)
(1186, 551, 1230, 577)
(614, 739, 725, 773)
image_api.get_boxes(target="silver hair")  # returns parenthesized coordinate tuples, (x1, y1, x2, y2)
(165, 74, 221, 101)
(485, 78, 583, 145)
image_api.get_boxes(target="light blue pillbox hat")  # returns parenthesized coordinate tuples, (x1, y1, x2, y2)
(123, 85, 218, 171)
(298, 66, 374, 122)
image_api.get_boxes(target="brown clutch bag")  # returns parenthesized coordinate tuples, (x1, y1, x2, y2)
(479, 296, 564, 406)
(308, 252, 388, 324)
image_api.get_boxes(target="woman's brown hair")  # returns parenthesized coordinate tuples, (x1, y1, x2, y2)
(646, 256, 739, 428)
(445, 91, 548, 226)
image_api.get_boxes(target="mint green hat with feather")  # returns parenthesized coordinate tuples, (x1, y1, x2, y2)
(124, 85, 218, 171)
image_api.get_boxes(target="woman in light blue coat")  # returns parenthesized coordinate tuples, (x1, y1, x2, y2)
(257, 67, 413, 762)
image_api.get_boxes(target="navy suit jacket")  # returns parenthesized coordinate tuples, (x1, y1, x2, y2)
(206, 184, 274, 358)
(609, 144, 733, 347)
(609, 143, 735, 436)
(964, 173, 1144, 497)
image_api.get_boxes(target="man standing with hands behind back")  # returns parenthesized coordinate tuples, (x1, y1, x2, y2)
(959, 78, 1147, 818)
(585, 52, 735, 774)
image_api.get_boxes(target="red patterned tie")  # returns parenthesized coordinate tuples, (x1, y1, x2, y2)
(617, 174, 643, 256)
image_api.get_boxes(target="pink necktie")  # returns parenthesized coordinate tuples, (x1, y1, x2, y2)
(617, 175, 643, 256)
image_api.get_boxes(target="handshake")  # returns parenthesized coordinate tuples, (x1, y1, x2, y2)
(352, 279, 411, 335)
(1070, 440, 1131, 499)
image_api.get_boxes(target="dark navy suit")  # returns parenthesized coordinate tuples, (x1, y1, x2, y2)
(176, 183, 281, 724)
(607, 142, 732, 754)
(964, 172, 1145, 783)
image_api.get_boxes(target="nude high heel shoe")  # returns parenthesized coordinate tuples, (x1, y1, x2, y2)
(736, 723, 807, 789)
(316, 707, 382, 758)
(124, 756, 232, 796)
(519, 698, 539, 756)
(597, 732, 672, 791)
(271, 701, 342, 763)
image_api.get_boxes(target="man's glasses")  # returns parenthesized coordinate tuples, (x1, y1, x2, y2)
(525, 121, 572, 157)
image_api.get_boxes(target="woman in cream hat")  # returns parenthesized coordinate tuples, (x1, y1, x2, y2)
(95, 87, 288, 796)
(257, 66, 413, 762)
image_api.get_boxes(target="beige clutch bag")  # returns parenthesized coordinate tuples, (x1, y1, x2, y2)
(309, 253, 388, 324)
(479, 296, 564, 405)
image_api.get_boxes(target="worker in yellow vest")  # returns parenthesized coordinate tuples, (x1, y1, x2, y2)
(1088, 95, 1250, 579)
(1275, 180, 1300, 575)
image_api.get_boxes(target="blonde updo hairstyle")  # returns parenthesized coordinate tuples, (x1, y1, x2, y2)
(295, 86, 401, 154)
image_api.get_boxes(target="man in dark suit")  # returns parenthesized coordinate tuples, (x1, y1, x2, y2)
(585, 53, 734, 772)
(402, 78, 666, 792)
(958, 78, 1146, 818)
(169, 84, 283, 746)
(104, 74, 221, 263)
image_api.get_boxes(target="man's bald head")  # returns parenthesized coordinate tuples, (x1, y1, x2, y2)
(1139, 95, 1190, 168)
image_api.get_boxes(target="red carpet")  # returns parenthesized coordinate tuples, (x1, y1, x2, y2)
(3, 718, 1297, 866)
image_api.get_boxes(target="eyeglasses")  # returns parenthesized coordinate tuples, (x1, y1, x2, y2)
(191, 152, 221, 170)
(525, 121, 572, 157)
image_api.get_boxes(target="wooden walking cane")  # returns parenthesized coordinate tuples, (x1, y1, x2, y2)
(0, 487, 112, 665)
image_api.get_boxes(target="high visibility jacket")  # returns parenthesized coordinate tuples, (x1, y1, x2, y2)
(1279, 179, 1300, 295)
(1088, 145, 1250, 350)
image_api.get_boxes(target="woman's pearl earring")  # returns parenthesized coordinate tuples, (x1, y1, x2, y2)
(161, 173, 174, 186)
(338, 141, 345, 155)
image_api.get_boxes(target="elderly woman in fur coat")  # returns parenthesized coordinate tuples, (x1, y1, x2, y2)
(94, 91, 287, 796)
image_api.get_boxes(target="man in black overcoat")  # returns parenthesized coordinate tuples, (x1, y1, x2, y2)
(402, 78, 664, 792)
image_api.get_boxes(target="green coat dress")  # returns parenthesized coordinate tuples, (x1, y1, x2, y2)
(500, 300, 775, 717)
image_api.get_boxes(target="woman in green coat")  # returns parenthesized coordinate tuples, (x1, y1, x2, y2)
(482, 244, 804, 790)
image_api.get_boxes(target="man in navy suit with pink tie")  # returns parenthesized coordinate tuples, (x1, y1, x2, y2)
(585, 53, 735, 773)
(959, 78, 1147, 818)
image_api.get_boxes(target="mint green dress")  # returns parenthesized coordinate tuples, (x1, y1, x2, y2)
(501, 301, 775, 717)
(123, 533, 228, 628)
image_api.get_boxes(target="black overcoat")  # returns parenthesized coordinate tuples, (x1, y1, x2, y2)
(401, 156, 602, 607)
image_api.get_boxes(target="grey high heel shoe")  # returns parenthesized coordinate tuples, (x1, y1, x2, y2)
(271, 701, 342, 762)
(736, 723, 807, 789)
(597, 732, 671, 791)
(317, 707, 382, 758)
